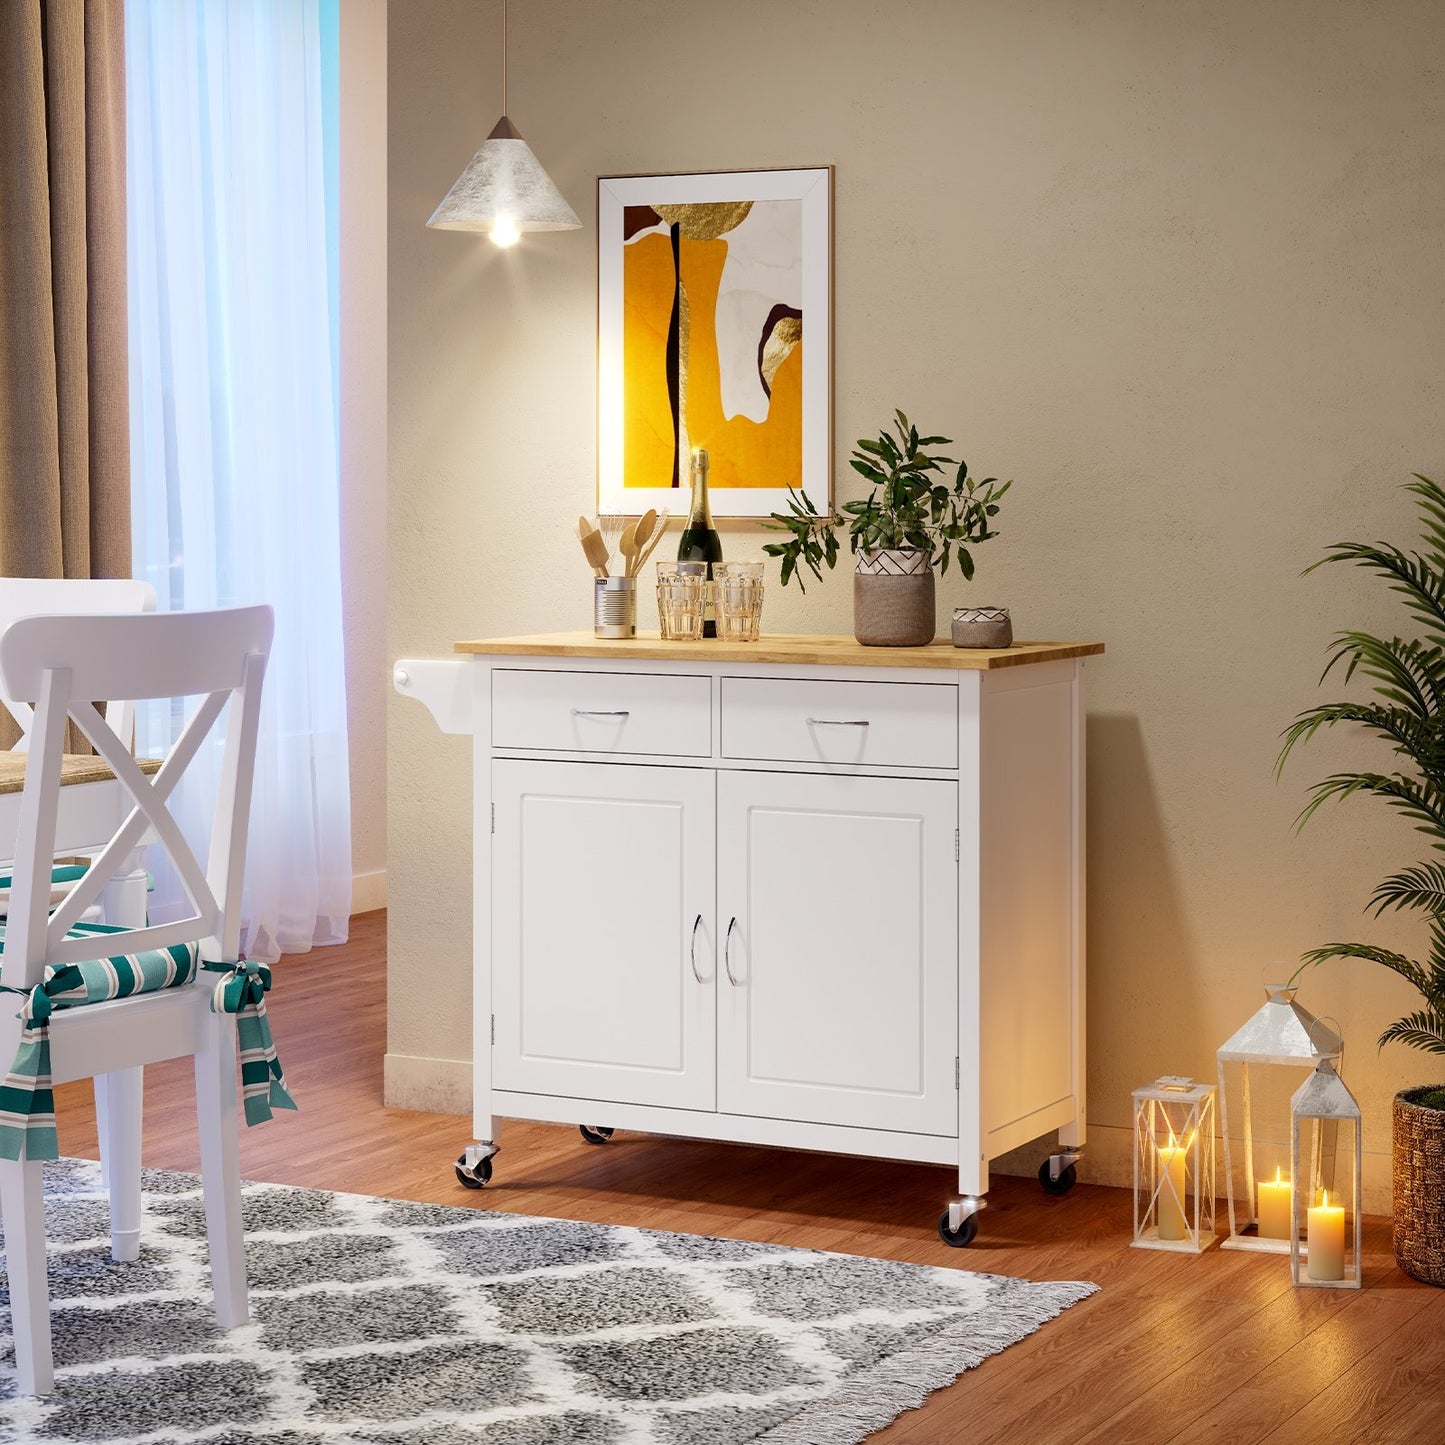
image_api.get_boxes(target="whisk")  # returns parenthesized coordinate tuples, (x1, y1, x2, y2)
(597, 513, 626, 573)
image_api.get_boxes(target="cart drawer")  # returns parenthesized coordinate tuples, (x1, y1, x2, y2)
(492, 669, 712, 756)
(721, 675, 957, 769)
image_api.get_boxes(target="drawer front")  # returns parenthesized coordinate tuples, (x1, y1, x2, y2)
(492, 669, 712, 756)
(722, 676, 957, 769)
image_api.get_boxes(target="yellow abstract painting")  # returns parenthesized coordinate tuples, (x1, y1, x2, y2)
(598, 168, 831, 518)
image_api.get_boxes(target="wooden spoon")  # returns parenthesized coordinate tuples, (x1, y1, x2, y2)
(619, 522, 639, 577)
(635, 509, 658, 561)
(633, 509, 670, 571)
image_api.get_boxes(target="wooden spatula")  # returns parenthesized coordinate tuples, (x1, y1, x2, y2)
(580, 525, 610, 577)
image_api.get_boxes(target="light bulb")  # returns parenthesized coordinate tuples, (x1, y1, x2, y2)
(490, 216, 520, 248)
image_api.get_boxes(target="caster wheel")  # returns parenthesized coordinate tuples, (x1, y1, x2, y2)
(454, 1153, 493, 1189)
(937, 1209, 979, 1248)
(579, 1125, 615, 1146)
(1038, 1160, 1077, 1196)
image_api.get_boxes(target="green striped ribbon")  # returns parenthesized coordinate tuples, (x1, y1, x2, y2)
(202, 959, 297, 1126)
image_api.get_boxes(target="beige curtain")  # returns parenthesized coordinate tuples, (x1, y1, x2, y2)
(0, 0, 130, 583)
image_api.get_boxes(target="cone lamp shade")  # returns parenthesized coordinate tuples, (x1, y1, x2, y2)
(426, 115, 581, 240)
(425, 1, 580, 246)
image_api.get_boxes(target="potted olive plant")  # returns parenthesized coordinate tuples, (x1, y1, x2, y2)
(765, 411, 1010, 646)
(1279, 474, 1445, 1286)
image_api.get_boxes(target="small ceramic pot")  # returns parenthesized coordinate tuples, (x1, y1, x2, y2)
(951, 606, 1012, 649)
(854, 549, 935, 647)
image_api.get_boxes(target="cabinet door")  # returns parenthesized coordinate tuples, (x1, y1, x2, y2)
(717, 771, 958, 1135)
(492, 759, 716, 1110)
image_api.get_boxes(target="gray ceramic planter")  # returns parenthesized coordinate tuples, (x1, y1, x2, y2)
(853, 549, 935, 647)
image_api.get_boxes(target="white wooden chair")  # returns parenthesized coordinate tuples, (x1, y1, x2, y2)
(0, 605, 282, 1395)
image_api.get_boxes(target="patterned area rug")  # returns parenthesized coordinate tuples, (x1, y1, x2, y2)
(0, 1161, 1096, 1444)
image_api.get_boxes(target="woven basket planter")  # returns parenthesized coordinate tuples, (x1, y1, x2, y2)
(1393, 1086, 1445, 1286)
(854, 549, 936, 647)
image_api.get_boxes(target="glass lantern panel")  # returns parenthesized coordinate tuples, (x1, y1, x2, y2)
(1220, 1059, 1302, 1207)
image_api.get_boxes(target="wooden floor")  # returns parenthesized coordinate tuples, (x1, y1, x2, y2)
(52, 911, 1443, 1444)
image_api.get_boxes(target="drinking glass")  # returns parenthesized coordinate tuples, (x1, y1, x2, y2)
(656, 561, 707, 641)
(715, 561, 765, 642)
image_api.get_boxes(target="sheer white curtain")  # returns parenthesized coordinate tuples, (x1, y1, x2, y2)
(126, 0, 352, 960)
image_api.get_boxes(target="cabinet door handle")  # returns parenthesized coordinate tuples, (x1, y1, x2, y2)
(723, 916, 741, 986)
(570, 708, 630, 718)
(805, 717, 870, 727)
(689, 913, 706, 983)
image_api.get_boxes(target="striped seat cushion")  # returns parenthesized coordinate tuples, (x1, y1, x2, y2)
(0, 929, 294, 1162)
(0, 924, 200, 1161)
(0, 921, 198, 1002)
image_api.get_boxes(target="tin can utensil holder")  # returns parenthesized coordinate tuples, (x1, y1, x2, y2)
(594, 576, 637, 639)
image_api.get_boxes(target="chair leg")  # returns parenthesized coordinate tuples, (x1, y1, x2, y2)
(0, 1158, 54, 1395)
(194, 1010, 248, 1329)
(95, 1068, 144, 1262)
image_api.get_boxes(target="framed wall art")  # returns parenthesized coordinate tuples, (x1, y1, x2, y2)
(597, 166, 832, 520)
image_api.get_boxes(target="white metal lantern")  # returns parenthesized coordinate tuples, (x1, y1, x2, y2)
(1132, 1075, 1217, 1253)
(1217, 983, 1342, 1253)
(1290, 1058, 1363, 1289)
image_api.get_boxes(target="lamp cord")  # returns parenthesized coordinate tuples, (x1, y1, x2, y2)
(501, 0, 508, 115)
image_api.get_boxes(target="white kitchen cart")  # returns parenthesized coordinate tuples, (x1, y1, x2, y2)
(395, 632, 1102, 1246)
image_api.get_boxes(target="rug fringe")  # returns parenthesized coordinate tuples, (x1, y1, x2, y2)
(755, 1278, 1099, 1445)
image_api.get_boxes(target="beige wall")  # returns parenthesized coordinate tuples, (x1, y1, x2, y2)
(342, 0, 388, 903)
(387, 0, 1445, 1201)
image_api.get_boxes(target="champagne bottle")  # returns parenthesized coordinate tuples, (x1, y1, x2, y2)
(678, 446, 723, 637)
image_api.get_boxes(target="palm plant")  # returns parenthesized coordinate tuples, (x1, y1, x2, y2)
(1278, 475, 1445, 1064)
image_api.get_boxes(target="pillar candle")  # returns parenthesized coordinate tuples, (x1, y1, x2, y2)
(1257, 1166, 1292, 1240)
(1307, 1189, 1347, 1281)
(1157, 1137, 1188, 1241)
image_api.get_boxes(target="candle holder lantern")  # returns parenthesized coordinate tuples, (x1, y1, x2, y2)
(1290, 1058, 1363, 1288)
(1217, 983, 1342, 1253)
(1131, 1075, 1217, 1253)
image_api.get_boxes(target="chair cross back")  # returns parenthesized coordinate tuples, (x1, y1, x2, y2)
(0, 608, 274, 990)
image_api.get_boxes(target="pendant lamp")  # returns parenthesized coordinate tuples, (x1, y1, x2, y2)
(426, 0, 581, 246)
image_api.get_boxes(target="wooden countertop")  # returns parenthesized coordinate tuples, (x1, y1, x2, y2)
(0, 753, 163, 796)
(454, 632, 1104, 671)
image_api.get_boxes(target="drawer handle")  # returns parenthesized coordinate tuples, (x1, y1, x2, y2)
(806, 717, 870, 728)
(724, 916, 741, 986)
(690, 913, 706, 983)
(570, 709, 631, 719)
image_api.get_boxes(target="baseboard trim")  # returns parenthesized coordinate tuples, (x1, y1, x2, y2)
(384, 1051, 470, 1115)
(351, 868, 388, 915)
